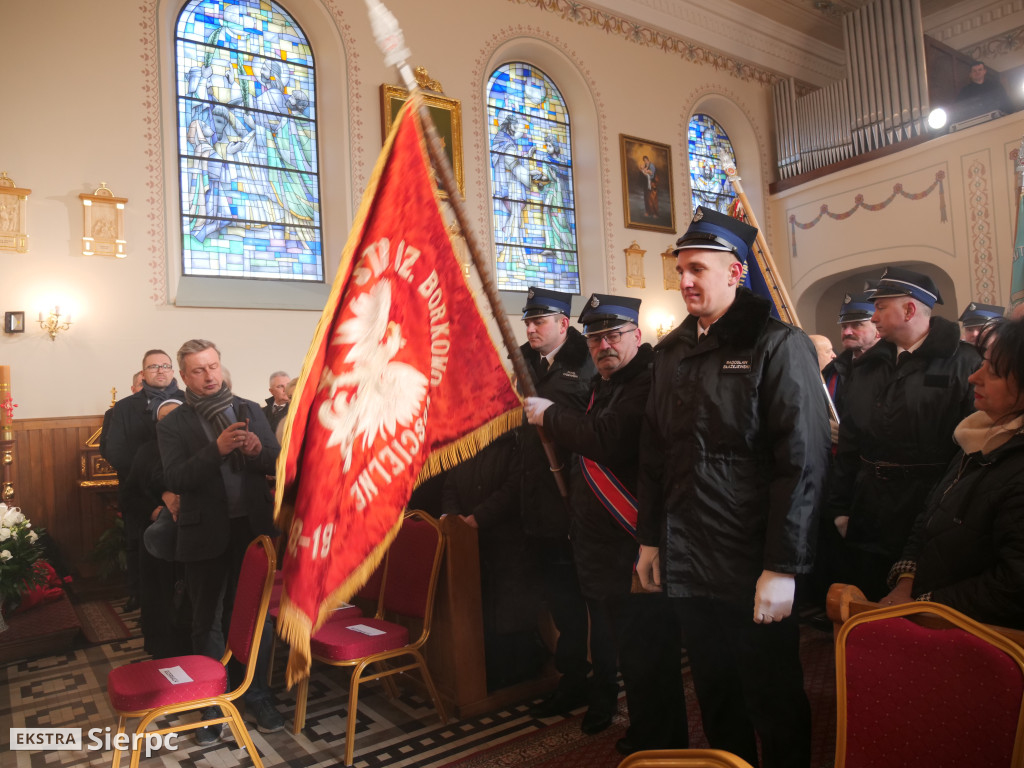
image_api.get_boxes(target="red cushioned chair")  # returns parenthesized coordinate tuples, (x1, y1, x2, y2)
(835, 600, 1024, 768)
(266, 564, 377, 686)
(292, 509, 448, 766)
(617, 749, 755, 768)
(106, 535, 275, 768)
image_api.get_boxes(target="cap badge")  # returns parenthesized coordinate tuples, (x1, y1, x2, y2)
(692, 209, 704, 223)
(590, 297, 600, 308)
(968, 302, 977, 311)
(528, 288, 535, 299)
(843, 294, 852, 305)
(880, 268, 889, 278)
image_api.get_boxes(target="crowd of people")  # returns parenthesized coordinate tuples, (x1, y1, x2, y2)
(99, 205, 1024, 767)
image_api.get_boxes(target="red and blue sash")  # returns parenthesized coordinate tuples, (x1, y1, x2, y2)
(580, 389, 638, 539)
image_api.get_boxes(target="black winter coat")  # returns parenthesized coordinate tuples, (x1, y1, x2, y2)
(517, 327, 597, 538)
(903, 431, 1024, 629)
(637, 289, 831, 605)
(543, 343, 653, 599)
(828, 317, 980, 559)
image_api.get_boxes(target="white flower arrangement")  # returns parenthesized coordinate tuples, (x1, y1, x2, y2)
(0, 503, 47, 607)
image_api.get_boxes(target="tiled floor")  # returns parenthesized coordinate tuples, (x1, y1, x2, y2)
(0, 601, 576, 768)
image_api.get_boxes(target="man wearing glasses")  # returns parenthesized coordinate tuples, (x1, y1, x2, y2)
(525, 294, 688, 755)
(101, 349, 182, 612)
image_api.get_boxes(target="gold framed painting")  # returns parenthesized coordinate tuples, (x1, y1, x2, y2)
(620, 134, 675, 234)
(80, 183, 127, 258)
(381, 84, 464, 199)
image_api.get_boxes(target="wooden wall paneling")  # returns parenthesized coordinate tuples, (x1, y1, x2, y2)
(10, 416, 107, 579)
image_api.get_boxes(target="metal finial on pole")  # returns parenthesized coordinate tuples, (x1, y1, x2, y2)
(366, 0, 571, 501)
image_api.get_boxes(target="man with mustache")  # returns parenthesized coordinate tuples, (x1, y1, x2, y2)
(525, 293, 687, 755)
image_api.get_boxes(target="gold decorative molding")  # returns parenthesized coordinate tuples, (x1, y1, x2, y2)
(624, 241, 646, 288)
(0, 171, 31, 253)
(80, 183, 128, 258)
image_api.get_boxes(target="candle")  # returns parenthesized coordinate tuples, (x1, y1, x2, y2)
(0, 365, 10, 438)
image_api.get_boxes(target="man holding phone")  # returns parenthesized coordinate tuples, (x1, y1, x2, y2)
(157, 339, 284, 741)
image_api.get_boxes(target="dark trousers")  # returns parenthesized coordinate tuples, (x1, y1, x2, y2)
(591, 591, 688, 749)
(138, 532, 191, 659)
(673, 597, 810, 768)
(530, 536, 591, 688)
(185, 517, 273, 704)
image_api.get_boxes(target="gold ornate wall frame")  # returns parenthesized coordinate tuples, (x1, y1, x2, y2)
(381, 68, 464, 199)
(624, 241, 646, 288)
(662, 246, 680, 290)
(80, 183, 127, 258)
(0, 172, 31, 253)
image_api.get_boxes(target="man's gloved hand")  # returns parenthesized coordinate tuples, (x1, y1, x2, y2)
(753, 569, 795, 624)
(524, 396, 555, 426)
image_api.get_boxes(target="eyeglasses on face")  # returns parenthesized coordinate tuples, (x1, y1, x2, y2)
(585, 327, 636, 348)
(145, 363, 173, 371)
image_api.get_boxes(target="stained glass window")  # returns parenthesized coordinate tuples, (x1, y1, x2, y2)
(486, 63, 579, 293)
(687, 114, 737, 216)
(175, 0, 323, 281)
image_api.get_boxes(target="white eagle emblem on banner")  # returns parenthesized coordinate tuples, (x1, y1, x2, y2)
(319, 279, 429, 471)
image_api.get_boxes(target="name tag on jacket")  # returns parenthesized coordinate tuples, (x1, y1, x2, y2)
(722, 358, 752, 373)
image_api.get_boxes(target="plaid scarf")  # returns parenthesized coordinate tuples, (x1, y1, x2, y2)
(185, 383, 243, 469)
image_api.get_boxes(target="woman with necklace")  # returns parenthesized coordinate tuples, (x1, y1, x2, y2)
(881, 316, 1024, 629)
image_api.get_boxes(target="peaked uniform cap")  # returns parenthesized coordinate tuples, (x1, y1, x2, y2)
(871, 267, 943, 308)
(838, 291, 876, 324)
(672, 206, 758, 263)
(959, 302, 1005, 327)
(577, 293, 641, 335)
(522, 286, 572, 319)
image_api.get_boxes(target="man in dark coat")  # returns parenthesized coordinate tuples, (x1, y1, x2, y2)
(101, 350, 181, 611)
(637, 207, 830, 768)
(822, 289, 880, 422)
(262, 370, 291, 434)
(959, 301, 1004, 344)
(516, 287, 599, 721)
(827, 267, 981, 600)
(526, 293, 687, 754)
(158, 339, 283, 742)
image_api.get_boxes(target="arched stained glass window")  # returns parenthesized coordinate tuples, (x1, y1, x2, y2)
(487, 63, 579, 293)
(175, 0, 323, 281)
(687, 114, 737, 216)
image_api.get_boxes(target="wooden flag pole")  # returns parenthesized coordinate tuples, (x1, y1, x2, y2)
(365, 0, 570, 500)
(724, 162, 800, 328)
(723, 162, 842, 425)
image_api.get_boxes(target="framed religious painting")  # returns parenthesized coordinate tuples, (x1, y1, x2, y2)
(619, 134, 675, 234)
(80, 183, 127, 258)
(380, 84, 464, 199)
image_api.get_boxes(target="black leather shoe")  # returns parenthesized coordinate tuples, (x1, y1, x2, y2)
(123, 596, 139, 613)
(529, 686, 589, 718)
(580, 708, 613, 735)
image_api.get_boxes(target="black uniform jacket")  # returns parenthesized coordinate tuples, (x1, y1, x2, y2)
(517, 327, 597, 538)
(637, 289, 831, 605)
(157, 397, 278, 562)
(827, 317, 980, 557)
(543, 343, 654, 599)
(903, 431, 1024, 629)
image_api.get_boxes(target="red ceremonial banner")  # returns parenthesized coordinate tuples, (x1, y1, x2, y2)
(274, 98, 522, 685)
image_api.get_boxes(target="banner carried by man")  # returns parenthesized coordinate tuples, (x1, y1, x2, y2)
(274, 98, 522, 685)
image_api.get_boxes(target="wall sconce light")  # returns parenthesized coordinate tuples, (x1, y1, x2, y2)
(38, 307, 72, 340)
(655, 315, 676, 341)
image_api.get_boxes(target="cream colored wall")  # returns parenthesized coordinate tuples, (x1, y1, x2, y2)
(1, 0, 779, 418)
(770, 112, 1024, 349)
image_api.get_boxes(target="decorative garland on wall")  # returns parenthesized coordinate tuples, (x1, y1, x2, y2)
(787, 170, 946, 259)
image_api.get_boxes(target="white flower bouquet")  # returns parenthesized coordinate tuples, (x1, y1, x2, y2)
(0, 503, 47, 609)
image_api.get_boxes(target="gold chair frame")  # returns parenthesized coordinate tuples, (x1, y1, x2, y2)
(617, 748, 756, 768)
(109, 535, 276, 768)
(834, 599, 1024, 768)
(293, 509, 448, 766)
